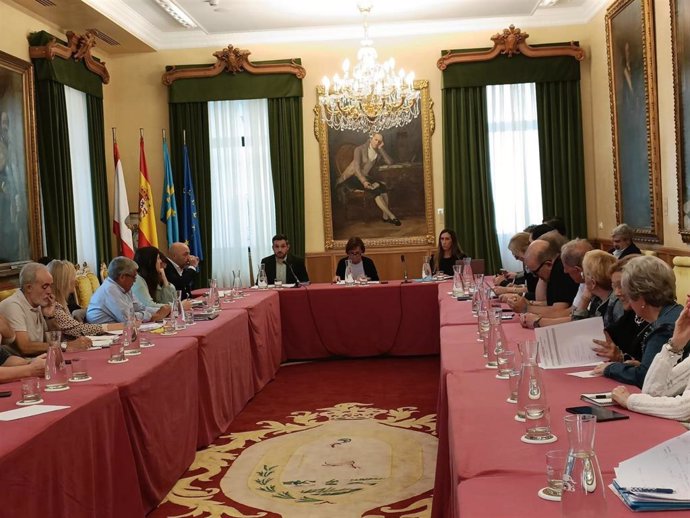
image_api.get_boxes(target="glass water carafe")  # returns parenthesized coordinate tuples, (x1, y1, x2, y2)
(452, 264, 464, 297)
(515, 339, 546, 421)
(45, 331, 68, 390)
(232, 270, 242, 299)
(344, 259, 355, 286)
(257, 264, 268, 289)
(462, 257, 474, 294)
(422, 256, 433, 281)
(174, 291, 186, 330)
(485, 308, 503, 368)
(561, 414, 607, 517)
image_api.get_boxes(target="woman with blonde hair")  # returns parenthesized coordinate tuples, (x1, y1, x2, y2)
(576, 250, 617, 325)
(47, 260, 122, 340)
(593, 255, 681, 388)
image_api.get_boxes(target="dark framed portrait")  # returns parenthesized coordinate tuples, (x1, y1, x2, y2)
(605, 0, 662, 243)
(671, 0, 690, 242)
(315, 80, 435, 250)
(0, 50, 42, 275)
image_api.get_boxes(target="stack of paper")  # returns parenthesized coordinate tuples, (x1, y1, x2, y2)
(611, 431, 690, 511)
(535, 317, 605, 369)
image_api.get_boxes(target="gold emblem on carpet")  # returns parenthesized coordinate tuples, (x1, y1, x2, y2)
(163, 403, 437, 518)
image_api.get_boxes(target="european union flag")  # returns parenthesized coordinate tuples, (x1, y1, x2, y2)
(181, 144, 203, 260)
(160, 138, 179, 245)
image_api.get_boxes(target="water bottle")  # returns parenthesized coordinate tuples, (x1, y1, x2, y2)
(515, 339, 546, 422)
(452, 264, 464, 297)
(45, 331, 68, 390)
(561, 414, 607, 517)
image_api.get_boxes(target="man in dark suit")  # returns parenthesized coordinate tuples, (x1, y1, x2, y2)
(165, 242, 198, 299)
(609, 223, 642, 259)
(260, 234, 309, 285)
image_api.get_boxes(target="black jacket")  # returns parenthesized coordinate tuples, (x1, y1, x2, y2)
(164, 262, 197, 299)
(335, 256, 379, 281)
(260, 254, 309, 284)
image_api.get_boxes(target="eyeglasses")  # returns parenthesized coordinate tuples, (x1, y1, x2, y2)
(348, 250, 362, 256)
(529, 260, 550, 275)
(122, 273, 136, 280)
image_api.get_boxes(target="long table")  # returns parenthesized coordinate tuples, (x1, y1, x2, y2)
(278, 281, 440, 359)
(0, 383, 144, 518)
(65, 336, 199, 513)
(432, 289, 686, 518)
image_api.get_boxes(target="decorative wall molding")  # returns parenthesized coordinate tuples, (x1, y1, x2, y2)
(437, 24, 585, 69)
(29, 31, 110, 84)
(161, 45, 306, 85)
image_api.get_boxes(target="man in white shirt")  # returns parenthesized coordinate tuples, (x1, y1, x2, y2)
(87, 257, 170, 323)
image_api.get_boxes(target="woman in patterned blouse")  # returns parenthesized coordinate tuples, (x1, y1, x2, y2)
(46, 260, 123, 339)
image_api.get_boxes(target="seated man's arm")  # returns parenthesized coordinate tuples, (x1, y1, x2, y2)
(0, 315, 15, 345)
(11, 331, 47, 357)
(0, 354, 45, 383)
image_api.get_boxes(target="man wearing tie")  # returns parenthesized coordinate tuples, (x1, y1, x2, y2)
(260, 234, 309, 285)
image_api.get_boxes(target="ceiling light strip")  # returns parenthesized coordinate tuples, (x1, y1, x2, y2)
(153, 0, 197, 29)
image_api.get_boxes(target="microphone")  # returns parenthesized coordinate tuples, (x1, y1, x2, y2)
(401, 254, 410, 283)
(285, 259, 302, 287)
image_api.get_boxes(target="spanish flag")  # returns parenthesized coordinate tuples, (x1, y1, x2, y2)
(138, 134, 158, 248)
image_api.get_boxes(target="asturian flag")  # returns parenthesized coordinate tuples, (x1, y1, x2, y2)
(181, 143, 203, 260)
(138, 135, 158, 248)
(160, 137, 179, 246)
(112, 141, 134, 258)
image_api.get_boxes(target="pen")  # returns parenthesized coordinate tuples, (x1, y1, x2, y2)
(627, 487, 675, 494)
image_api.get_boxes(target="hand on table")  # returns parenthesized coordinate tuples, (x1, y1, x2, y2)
(592, 332, 623, 362)
(66, 336, 91, 352)
(152, 305, 171, 321)
(29, 354, 46, 377)
(590, 362, 609, 376)
(506, 295, 527, 313)
(519, 312, 540, 329)
(611, 385, 631, 408)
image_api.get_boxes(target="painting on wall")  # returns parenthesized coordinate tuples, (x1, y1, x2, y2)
(0, 50, 41, 275)
(315, 80, 435, 250)
(605, 0, 662, 243)
(671, 0, 690, 242)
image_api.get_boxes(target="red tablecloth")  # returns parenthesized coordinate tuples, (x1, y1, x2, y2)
(279, 281, 439, 359)
(65, 337, 199, 513)
(0, 383, 144, 518)
(158, 310, 254, 447)
(222, 290, 282, 392)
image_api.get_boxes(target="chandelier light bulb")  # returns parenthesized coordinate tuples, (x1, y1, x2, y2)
(322, 76, 330, 91)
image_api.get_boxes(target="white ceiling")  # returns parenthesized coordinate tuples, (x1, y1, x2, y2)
(7, 0, 608, 52)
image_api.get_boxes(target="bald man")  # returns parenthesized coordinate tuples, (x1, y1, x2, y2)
(165, 242, 199, 299)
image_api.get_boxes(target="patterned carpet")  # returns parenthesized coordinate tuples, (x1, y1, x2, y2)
(150, 356, 440, 518)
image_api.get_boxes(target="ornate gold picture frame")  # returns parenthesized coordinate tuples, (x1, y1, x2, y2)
(0, 50, 42, 275)
(670, 0, 690, 242)
(605, 0, 662, 243)
(315, 80, 435, 250)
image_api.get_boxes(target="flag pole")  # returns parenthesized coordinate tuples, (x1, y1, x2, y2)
(162, 129, 166, 142)
(140, 127, 144, 138)
(112, 127, 117, 144)
(183, 129, 186, 146)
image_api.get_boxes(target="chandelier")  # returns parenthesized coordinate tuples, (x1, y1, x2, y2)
(319, 2, 420, 134)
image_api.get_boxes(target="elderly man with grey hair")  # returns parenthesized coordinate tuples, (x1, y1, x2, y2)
(609, 223, 641, 259)
(87, 257, 170, 324)
(0, 262, 56, 356)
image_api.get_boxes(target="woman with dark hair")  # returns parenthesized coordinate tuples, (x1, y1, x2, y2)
(334, 237, 379, 282)
(435, 229, 467, 276)
(132, 246, 177, 308)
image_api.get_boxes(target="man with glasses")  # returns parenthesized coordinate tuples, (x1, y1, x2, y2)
(508, 239, 580, 327)
(0, 262, 60, 356)
(334, 236, 379, 282)
(87, 256, 170, 323)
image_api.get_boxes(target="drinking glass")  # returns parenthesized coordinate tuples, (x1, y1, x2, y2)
(523, 403, 556, 443)
(358, 274, 368, 286)
(184, 311, 195, 327)
(496, 350, 515, 379)
(162, 318, 176, 335)
(20, 377, 42, 404)
(541, 450, 567, 500)
(274, 279, 283, 289)
(69, 358, 90, 381)
(477, 309, 489, 345)
(108, 337, 126, 363)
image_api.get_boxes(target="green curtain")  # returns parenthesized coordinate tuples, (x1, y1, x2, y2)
(442, 87, 502, 272)
(168, 102, 212, 288)
(536, 81, 587, 239)
(34, 80, 77, 261)
(267, 97, 305, 257)
(86, 94, 112, 267)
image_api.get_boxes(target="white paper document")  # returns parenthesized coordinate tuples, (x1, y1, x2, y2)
(536, 317, 605, 369)
(566, 369, 600, 378)
(614, 431, 690, 500)
(140, 322, 163, 332)
(0, 405, 70, 421)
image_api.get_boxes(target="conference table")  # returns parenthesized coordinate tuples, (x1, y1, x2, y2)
(0, 382, 145, 518)
(64, 336, 199, 513)
(432, 288, 687, 518)
(278, 280, 440, 359)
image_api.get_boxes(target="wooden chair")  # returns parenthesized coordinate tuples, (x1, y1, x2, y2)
(673, 256, 690, 303)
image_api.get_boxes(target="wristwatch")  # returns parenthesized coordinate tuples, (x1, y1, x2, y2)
(665, 339, 683, 355)
(533, 316, 542, 328)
